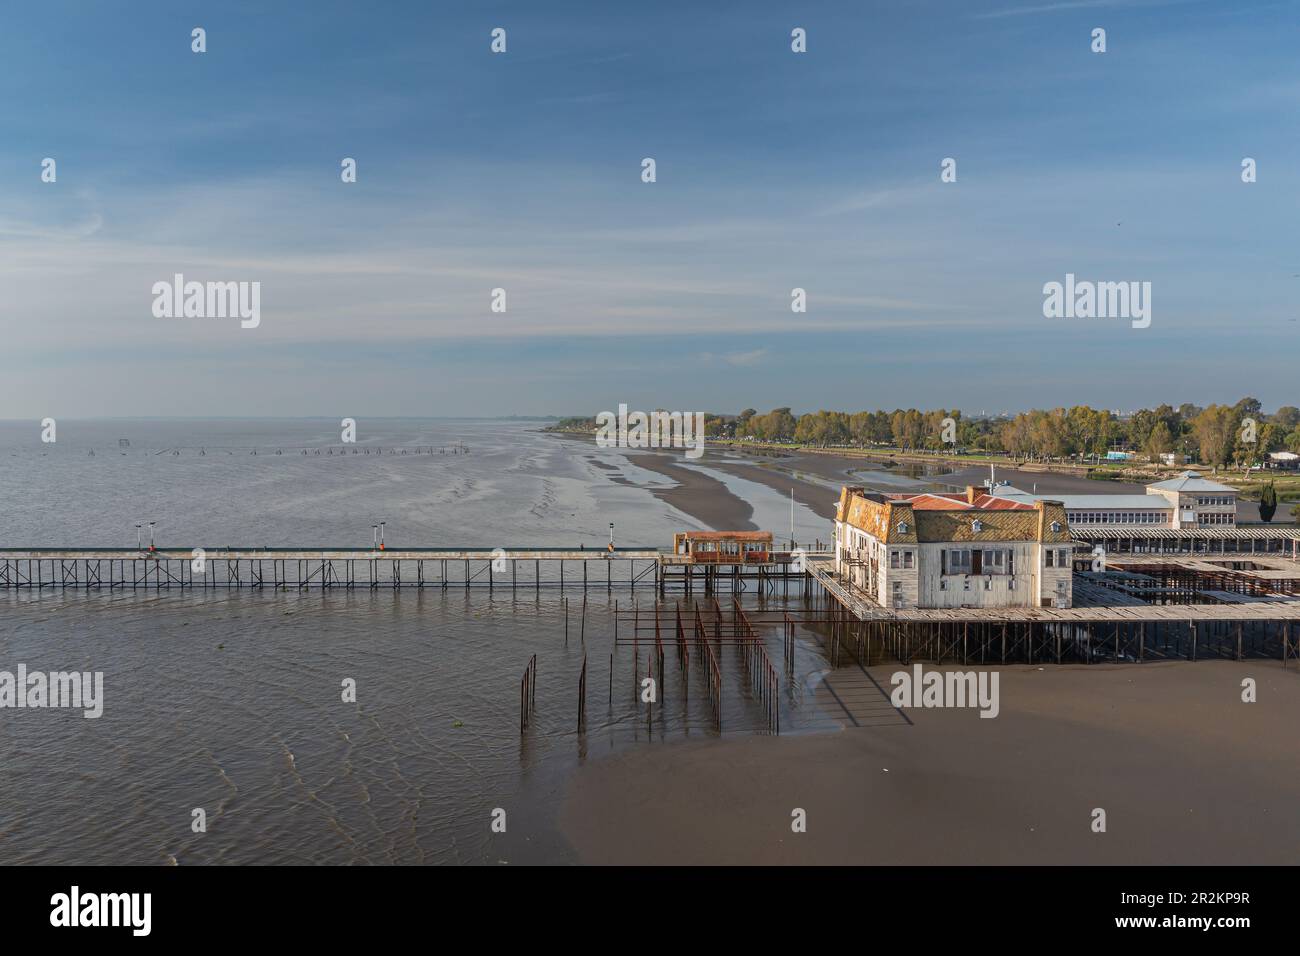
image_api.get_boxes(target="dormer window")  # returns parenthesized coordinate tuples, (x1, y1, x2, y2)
(1050, 521, 1061, 533)
(971, 519, 983, 533)
(897, 521, 909, 535)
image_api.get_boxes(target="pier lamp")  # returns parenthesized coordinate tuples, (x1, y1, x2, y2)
(372, 525, 378, 551)
(379, 521, 386, 551)
(608, 522, 615, 553)
(148, 522, 156, 552)
(135, 524, 142, 550)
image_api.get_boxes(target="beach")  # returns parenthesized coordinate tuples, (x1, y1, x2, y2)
(561, 660, 1300, 865)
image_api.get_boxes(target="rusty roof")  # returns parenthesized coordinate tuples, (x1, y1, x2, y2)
(838, 486, 1070, 543)
(676, 530, 773, 541)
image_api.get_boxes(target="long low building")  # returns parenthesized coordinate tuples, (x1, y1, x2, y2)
(834, 486, 1074, 610)
(988, 470, 1240, 529)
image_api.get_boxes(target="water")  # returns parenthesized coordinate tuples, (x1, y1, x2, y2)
(0, 419, 847, 864)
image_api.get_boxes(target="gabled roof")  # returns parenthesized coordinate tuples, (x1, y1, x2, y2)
(1146, 470, 1236, 493)
(836, 486, 1069, 544)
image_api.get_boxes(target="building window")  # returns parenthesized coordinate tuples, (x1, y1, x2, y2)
(944, 549, 972, 574)
(903, 551, 914, 569)
(890, 550, 900, 569)
(1059, 549, 1070, 567)
(1045, 549, 1055, 568)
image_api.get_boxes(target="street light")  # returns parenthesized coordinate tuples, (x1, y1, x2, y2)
(148, 521, 156, 552)
(135, 524, 142, 550)
(608, 522, 614, 553)
(372, 524, 379, 551)
(379, 521, 386, 551)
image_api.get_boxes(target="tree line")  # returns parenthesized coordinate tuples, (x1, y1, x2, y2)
(710, 399, 1300, 467)
(550, 399, 1300, 467)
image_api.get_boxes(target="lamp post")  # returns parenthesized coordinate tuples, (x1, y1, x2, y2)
(372, 525, 379, 551)
(148, 521, 156, 552)
(379, 521, 386, 551)
(608, 522, 614, 553)
(135, 524, 142, 550)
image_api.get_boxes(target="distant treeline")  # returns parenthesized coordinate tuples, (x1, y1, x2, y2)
(549, 399, 1300, 467)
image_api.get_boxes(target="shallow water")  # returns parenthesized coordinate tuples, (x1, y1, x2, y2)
(0, 419, 846, 864)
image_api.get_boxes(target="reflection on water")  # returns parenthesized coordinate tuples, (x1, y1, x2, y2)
(0, 589, 842, 864)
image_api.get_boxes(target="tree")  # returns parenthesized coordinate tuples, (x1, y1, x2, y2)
(1192, 405, 1236, 467)
(1259, 480, 1278, 522)
(756, 407, 797, 442)
(1143, 421, 1174, 460)
(1272, 406, 1300, 432)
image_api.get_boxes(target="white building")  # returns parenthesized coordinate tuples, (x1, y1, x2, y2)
(833, 486, 1074, 610)
(989, 471, 1238, 530)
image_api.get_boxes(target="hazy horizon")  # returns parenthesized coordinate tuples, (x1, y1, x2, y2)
(3, 0, 1297, 417)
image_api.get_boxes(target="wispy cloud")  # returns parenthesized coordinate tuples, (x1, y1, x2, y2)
(722, 348, 768, 367)
(974, 0, 1199, 18)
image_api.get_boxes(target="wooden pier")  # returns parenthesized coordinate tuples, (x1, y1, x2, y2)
(0, 547, 665, 591)
(0, 547, 819, 593)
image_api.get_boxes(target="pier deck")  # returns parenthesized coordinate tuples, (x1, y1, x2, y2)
(807, 559, 1300, 623)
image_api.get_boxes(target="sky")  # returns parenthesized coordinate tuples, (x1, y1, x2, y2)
(1, 0, 1298, 418)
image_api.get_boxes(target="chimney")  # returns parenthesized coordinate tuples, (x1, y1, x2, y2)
(966, 485, 979, 505)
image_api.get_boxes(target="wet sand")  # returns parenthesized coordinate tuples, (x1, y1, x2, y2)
(559, 432, 758, 531)
(708, 459, 841, 521)
(561, 660, 1300, 864)
(617, 449, 757, 531)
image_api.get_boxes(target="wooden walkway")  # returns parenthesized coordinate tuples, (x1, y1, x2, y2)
(807, 559, 1300, 623)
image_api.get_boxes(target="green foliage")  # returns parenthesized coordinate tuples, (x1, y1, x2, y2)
(1260, 480, 1278, 522)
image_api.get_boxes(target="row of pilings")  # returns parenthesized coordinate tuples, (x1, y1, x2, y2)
(808, 598, 1299, 667)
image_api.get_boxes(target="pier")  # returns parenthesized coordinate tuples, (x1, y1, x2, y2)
(0, 546, 818, 594)
(5, 533, 1297, 664)
(0, 547, 665, 591)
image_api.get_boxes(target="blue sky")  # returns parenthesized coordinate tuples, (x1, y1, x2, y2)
(2, 0, 1298, 417)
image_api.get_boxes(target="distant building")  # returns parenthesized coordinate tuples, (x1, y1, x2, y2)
(1145, 471, 1238, 527)
(990, 470, 1237, 529)
(833, 486, 1073, 610)
(1267, 451, 1299, 471)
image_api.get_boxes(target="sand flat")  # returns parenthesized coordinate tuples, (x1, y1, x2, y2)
(561, 660, 1300, 865)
